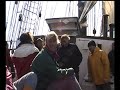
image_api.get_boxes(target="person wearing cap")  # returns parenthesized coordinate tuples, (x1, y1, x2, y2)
(87, 40, 111, 90)
(31, 31, 82, 90)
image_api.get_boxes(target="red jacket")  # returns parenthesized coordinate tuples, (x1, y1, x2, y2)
(12, 44, 39, 79)
(12, 52, 38, 79)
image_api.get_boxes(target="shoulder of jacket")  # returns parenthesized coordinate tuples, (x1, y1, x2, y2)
(69, 43, 75, 45)
(99, 50, 103, 52)
(99, 49, 104, 54)
(70, 43, 77, 47)
(99, 49, 107, 56)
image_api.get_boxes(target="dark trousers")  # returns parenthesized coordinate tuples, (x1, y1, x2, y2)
(96, 83, 111, 90)
(73, 67, 79, 82)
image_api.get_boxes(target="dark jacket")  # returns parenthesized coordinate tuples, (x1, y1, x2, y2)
(108, 49, 114, 75)
(31, 48, 74, 90)
(58, 43, 83, 69)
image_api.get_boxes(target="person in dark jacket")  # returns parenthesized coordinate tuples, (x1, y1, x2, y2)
(57, 34, 83, 82)
(108, 42, 114, 76)
(31, 31, 82, 90)
(34, 38, 44, 51)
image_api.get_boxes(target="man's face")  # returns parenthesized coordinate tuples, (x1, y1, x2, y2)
(37, 41, 43, 48)
(46, 37, 57, 52)
(88, 46, 95, 54)
(61, 38, 69, 47)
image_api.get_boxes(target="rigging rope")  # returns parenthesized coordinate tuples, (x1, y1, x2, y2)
(7, 1, 16, 43)
(33, 1, 41, 35)
(34, 1, 42, 35)
(41, 1, 48, 34)
(8, 2, 18, 49)
(52, 2, 57, 18)
(31, 1, 37, 34)
(11, 1, 20, 41)
(65, 2, 69, 17)
(6, 1, 11, 28)
(28, 1, 33, 32)
(68, 1, 71, 17)
(13, 2, 24, 43)
(10, 1, 20, 49)
(18, 1, 27, 38)
(32, 1, 39, 35)
(22, 1, 29, 33)
(71, 1, 74, 17)
(50, 2, 54, 17)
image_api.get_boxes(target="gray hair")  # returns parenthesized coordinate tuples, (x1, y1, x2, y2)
(61, 34, 70, 40)
(45, 31, 60, 44)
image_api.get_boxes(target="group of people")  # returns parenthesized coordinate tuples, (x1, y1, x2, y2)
(6, 32, 39, 90)
(6, 31, 114, 90)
